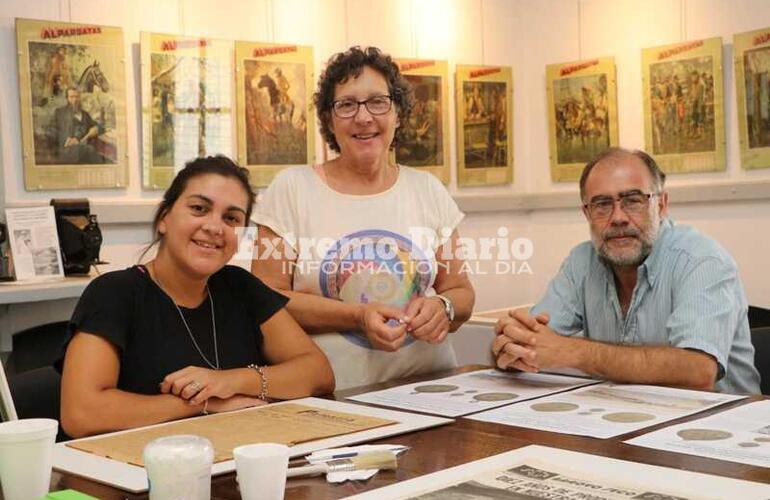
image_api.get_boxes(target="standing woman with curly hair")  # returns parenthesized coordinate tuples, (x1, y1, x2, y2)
(253, 47, 475, 390)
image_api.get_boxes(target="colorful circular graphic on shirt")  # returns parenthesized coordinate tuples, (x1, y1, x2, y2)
(319, 229, 434, 348)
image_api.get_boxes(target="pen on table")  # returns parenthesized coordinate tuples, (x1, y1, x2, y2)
(287, 451, 398, 478)
(325, 446, 409, 460)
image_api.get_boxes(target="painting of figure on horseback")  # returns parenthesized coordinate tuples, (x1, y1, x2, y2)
(553, 73, 610, 164)
(649, 57, 716, 155)
(27, 42, 117, 165)
(243, 60, 307, 165)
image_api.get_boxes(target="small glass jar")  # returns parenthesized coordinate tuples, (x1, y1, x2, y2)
(143, 434, 215, 500)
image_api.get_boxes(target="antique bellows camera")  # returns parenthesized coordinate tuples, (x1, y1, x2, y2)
(50, 199, 104, 275)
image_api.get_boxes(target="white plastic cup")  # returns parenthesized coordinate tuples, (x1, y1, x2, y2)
(0, 418, 58, 500)
(143, 434, 214, 500)
(233, 443, 290, 500)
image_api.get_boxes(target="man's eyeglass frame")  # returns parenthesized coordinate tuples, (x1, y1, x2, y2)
(583, 191, 660, 220)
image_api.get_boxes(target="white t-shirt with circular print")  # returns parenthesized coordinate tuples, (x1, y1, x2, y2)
(255, 165, 464, 390)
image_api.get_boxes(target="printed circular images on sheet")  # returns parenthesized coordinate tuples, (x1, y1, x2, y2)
(472, 392, 518, 402)
(530, 402, 579, 412)
(676, 429, 733, 441)
(413, 384, 459, 393)
(602, 412, 656, 423)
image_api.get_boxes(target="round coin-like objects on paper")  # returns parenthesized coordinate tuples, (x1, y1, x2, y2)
(530, 402, 579, 412)
(473, 392, 518, 402)
(413, 384, 459, 393)
(602, 412, 655, 423)
(676, 429, 733, 441)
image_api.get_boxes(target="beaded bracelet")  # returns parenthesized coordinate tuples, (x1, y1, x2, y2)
(247, 364, 269, 400)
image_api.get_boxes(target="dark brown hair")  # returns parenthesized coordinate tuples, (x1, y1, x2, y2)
(314, 46, 413, 153)
(141, 155, 255, 260)
(579, 147, 666, 201)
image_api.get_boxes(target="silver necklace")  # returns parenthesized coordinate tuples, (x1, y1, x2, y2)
(152, 265, 220, 369)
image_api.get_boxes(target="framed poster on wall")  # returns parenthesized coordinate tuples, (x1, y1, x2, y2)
(641, 38, 725, 173)
(16, 18, 128, 190)
(235, 41, 315, 188)
(735, 27, 770, 170)
(546, 57, 618, 182)
(394, 59, 450, 185)
(455, 65, 513, 187)
(140, 32, 235, 189)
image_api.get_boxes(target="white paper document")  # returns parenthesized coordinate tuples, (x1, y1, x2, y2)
(5, 207, 64, 281)
(347, 445, 770, 500)
(468, 382, 745, 438)
(627, 399, 770, 467)
(348, 369, 599, 417)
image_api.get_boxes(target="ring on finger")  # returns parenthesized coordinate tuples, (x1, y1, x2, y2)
(188, 381, 202, 393)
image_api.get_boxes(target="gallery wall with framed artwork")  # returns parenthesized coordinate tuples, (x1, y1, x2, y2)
(546, 57, 619, 182)
(734, 26, 770, 170)
(4, 4, 770, 200)
(641, 37, 725, 174)
(15, 18, 128, 190)
(455, 65, 513, 187)
(140, 32, 236, 190)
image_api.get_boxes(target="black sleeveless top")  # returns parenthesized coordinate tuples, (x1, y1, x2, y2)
(60, 265, 287, 395)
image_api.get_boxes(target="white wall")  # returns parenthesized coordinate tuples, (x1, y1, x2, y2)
(1, 0, 769, 363)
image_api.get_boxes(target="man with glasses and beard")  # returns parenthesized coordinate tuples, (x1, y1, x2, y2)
(492, 148, 759, 394)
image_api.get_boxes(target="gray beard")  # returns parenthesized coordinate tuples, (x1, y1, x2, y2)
(593, 214, 661, 268)
(597, 239, 653, 267)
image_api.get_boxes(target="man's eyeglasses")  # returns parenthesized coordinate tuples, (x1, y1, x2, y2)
(332, 95, 393, 118)
(583, 192, 659, 220)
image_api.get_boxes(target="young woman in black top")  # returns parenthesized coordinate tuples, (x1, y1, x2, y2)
(60, 156, 334, 438)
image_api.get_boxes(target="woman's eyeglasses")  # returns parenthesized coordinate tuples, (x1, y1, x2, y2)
(332, 95, 393, 118)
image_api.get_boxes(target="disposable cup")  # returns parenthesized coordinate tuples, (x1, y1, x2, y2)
(143, 434, 214, 500)
(233, 443, 290, 500)
(0, 418, 58, 500)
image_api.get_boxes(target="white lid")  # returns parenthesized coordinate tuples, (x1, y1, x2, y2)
(0, 418, 58, 443)
(143, 434, 214, 466)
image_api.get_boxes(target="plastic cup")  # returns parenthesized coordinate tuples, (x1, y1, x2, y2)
(233, 443, 289, 500)
(143, 435, 214, 500)
(0, 418, 58, 500)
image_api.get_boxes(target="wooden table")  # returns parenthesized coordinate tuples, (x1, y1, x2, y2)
(49, 366, 770, 498)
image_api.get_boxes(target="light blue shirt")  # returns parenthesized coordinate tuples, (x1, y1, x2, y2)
(531, 219, 760, 394)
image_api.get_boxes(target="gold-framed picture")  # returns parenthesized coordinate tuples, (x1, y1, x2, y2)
(140, 32, 235, 189)
(735, 27, 770, 170)
(455, 65, 513, 186)
(546, 57, 618, 182)
(235, 41, 315, 188)
(394, 59, 450, 185)
(16, 18, 128, 190)
(642, 37, 725, 173)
